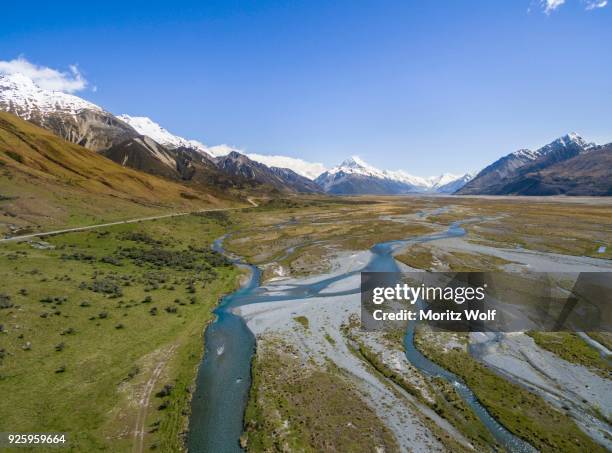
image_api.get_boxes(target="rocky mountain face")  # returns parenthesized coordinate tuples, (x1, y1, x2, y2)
(315, 157, 472, 195)
(455, 149, 540, 195)
(457, 133, 604, 195)
(216, 152, 321, 193)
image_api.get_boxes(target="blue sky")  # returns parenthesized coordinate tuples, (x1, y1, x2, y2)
(2, 0, 611, 176)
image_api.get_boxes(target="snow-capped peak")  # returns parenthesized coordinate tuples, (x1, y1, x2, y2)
(117, 114, 209, 154)
(0, 73, 102, 119)
(330, 156, 387, 178)
(558, 132, 596, 150)
(340, 155, 369, 168)
(534, 132, 597, 156)
(320, 155, 472, 192)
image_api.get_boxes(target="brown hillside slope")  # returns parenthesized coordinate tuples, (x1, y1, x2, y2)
(0, 112, 234, 235)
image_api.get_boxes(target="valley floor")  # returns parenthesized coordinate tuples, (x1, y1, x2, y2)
(227, 195, 611, 452)
(0, 195, 610, 452)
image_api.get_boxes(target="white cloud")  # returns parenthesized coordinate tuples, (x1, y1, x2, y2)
(247, 153, 327, 179)
(585, 0, 607, 9)
(542, 0, 566, 13)
(205, 144, 241, 157)
(0, 57, 87, 93)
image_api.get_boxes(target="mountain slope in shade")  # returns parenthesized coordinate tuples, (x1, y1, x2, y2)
(315, 156, 472, 194)
(0, 74, 138, 151)
(457, 133, 599, 195)
(100, 135, 180, 180)
(216, 151, 320, 193)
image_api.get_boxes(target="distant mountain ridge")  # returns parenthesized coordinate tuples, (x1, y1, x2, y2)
(315, 156, 472, 195)
(457, 133, 609, 196)
(216, 151, 321, 193)
(118, 114, 327, 179)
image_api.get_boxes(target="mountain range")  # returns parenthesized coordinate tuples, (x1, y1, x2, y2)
(0, 73, 320, 195)
(315, 157, 472, 195)
(0, 72, 609, 197)
(458, 133, 611, 196)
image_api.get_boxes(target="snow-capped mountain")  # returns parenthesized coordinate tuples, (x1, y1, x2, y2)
(0, 73, 138, 151)
(315, 156, 472, 195)
(458, 133, 598, 195)
(0, 73, 101, 118)
(117, 115, 209, 154)
(117, 114, 326, 179)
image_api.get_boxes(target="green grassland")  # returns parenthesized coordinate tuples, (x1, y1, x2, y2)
(395, 243, 516, 271)
(527, 332, 611, 379)
(429, 196, 612, 259)
(0, 213, 240, 452)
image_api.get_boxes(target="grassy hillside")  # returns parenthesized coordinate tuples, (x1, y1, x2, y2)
(0, 112, 237, 236)
(0, 213, 240, 452)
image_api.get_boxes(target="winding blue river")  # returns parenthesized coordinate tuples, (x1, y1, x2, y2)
(188, 223, 534, 452)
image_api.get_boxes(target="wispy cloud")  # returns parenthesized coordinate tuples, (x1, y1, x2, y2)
(542, 0, 566, 14)
(585, 0, 607, 9)
(538, 0, 608, 13)
(0, 57, 88, 93)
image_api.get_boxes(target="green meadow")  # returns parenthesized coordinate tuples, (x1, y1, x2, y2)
(0, 213, 239, 452)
